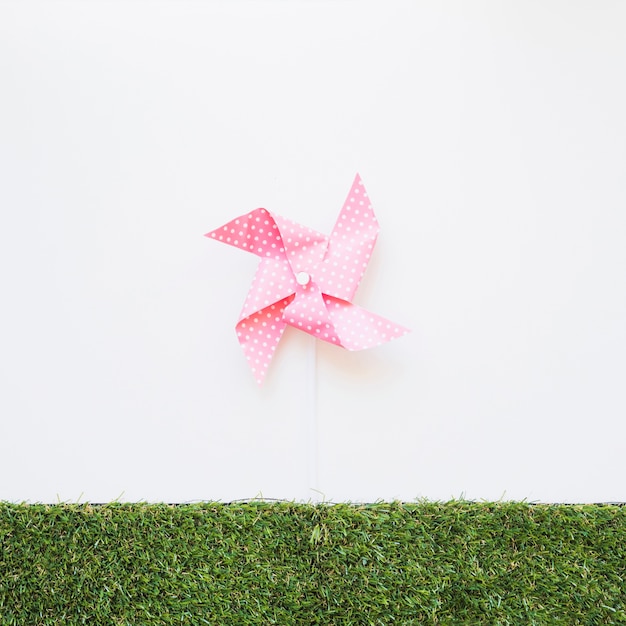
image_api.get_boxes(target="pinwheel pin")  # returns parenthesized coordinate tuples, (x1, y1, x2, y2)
(206, 174, 409, 384)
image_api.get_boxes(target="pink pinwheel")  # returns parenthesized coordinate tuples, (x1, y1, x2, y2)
(206, 174, 409, 384)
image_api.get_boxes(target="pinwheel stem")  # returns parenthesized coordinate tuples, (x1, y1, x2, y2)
(305, 335, 319, 501)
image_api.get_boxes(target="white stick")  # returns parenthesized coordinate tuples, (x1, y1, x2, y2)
(306, 335, 319, 501)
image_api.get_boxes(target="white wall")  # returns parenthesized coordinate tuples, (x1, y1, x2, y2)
(1, 1, 625, 504)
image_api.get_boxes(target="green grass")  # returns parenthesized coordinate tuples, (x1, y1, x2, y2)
(1, 501, 625, 624)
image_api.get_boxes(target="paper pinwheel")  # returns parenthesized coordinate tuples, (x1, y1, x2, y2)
(206, 174, 409, 384)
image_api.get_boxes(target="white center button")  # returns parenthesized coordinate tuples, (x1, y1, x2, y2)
(296, 271, 311, 286)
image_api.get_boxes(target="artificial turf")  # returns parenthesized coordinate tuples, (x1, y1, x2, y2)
(0, 500, 624, 624)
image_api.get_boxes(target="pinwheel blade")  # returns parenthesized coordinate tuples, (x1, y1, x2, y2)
(283, 281, 342, 345)
(236, 295, 295, 385)
(316, 174, 380, 303)
(322, 296, 410, 350)
(205, 208, 285, 259)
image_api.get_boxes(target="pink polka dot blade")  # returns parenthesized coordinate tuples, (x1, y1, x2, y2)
(283, 282, 342, 345)
(322, 295, 410, 351)
(318, 173, 380, 303)
(272, 213, 329, 275)
(205, 208, 286, 260)
(239, 257, 297, 321)
(236, 296, 294, 386)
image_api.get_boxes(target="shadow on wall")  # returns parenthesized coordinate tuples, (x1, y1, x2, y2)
(316, 338, 413, 387)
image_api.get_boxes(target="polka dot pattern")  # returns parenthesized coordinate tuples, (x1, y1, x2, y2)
(322, 295, 409, 351)
(283, 282, 342, 344)
(273, 214, 328, 274)
(314, 173, 380, 303)
(239, 257, 296, 321)
(205, 174, 409, 384)
(235, 295, 294, 385)
(206, 207, 289, 261)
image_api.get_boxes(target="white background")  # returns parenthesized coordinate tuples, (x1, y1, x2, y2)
(1, 1, 625, 504)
